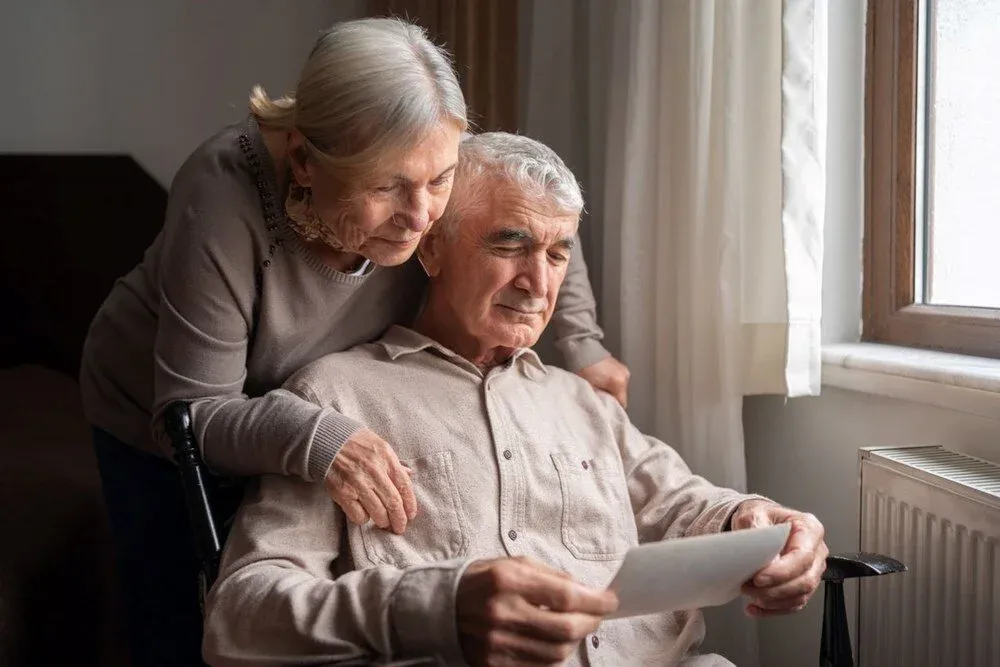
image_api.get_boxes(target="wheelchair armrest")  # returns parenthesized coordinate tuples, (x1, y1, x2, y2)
(822, 552, 906, 583)
(819, 552, 906, 667)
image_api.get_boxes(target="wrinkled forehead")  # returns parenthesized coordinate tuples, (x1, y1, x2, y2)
(477, 180, 579, 238)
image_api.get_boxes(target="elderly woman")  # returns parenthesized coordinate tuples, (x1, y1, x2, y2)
(80, 17, 627, 667)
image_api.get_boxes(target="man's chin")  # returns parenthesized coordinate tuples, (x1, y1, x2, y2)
(486, 320, 546, 349)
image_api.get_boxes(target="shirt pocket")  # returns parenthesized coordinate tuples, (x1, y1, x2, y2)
(551, 452, 634, 561)
(358, 450, 469, 568)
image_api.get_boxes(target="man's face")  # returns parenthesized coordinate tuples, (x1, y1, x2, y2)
(426, 186, 579, 350)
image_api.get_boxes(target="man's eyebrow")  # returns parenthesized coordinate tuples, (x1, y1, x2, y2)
(485, 228, 534, 244)
(554, 236, 576, 250)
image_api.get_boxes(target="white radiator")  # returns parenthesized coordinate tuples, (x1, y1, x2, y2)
(858, 446, 1000, 667)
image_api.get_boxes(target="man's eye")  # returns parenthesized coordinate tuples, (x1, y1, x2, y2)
(494, 246, 520, 255)
(549, 252, 569, 264)
(375, 184, 397, 193)
(430, 174, 452, 187)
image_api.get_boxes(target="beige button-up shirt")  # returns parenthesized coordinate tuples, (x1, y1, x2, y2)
(204, 326, 753, 667)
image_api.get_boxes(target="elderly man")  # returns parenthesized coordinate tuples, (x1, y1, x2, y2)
(203, 133, 827, 667)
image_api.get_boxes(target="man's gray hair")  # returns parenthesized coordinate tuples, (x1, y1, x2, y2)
(438, 132, 584, 238)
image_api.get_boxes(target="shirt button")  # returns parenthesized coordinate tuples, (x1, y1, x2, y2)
(582, 460, 590, 470)
(591, 635, 600, 648)
(503, 450, 513, 460)
(508, 529, 518, 540)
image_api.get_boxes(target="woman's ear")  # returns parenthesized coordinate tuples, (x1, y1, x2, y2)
(417, 228, 444, 277)
(286, 129, 312, 188)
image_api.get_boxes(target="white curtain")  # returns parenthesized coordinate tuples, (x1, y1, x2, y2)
(523, 0, 827, 665)
(600, 0, 827, 492)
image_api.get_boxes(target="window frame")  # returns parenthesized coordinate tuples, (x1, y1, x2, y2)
(864, 0, 1000, 358)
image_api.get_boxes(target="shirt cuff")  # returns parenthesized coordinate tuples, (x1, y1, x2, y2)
(721, 495, 778, 531)
(390, 558, 472, 665)
(556, 337, 611, 373)
(306, 410, 363, 482)
(686, 494, 773, 537)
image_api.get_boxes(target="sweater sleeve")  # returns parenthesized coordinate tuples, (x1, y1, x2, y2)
(551, 235, 611, 372)
(151, 202, 361, 480)
(203, 475, 470, 667)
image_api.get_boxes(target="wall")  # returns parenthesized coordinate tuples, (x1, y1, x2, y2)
(0, 0, 366, 186)
(743, 1, 1000, 666)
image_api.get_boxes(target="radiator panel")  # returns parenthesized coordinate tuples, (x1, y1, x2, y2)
(858, 447, 1000, 667)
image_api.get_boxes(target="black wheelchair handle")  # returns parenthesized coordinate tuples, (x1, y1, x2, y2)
(164, 402, 222, 571)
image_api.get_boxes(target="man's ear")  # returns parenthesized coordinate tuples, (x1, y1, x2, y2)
(287, 129, 312, 188)
(417, 228, 445, 277)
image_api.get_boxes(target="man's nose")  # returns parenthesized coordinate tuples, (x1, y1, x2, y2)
(399, 189, 431, 232)
(513, 256, 549, 298)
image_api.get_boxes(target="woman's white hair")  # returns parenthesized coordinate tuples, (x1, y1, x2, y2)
(249, 18, 467, 185)
(437, 132, 584, 238)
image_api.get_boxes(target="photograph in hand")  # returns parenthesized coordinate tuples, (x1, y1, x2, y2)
(607, 523, 791, 619)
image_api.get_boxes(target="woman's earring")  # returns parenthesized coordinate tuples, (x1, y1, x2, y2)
(283, 179, 346, 251)
(285, 181, 315, 226)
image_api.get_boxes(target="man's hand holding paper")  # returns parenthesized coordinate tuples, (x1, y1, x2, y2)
(606, 502, 828, 621)
(731, 500, 829, 617)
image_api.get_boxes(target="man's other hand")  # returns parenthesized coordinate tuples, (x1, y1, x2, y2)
(576, 356, 630, 409)
(731, 500, 828, 617)
(456, 556, 619, 666)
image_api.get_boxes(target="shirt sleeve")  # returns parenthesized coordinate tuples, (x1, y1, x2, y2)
(202, 474, 471, 667)
(151, 202, 361, 480)
(596, 392, 763, 541)
(551, 235, 611, 372)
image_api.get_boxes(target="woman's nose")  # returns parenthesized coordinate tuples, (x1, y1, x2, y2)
(400, 189, 431, 232)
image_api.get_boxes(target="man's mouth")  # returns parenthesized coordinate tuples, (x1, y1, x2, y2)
(497, 304, 543, 315)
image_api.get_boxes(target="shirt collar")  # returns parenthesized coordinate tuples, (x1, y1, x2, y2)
(376, 325, 548, 375)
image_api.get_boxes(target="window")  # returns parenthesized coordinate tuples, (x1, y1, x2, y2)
(864, 0, 1000, 357)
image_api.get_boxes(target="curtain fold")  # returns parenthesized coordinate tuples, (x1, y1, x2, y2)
(371, 0, 518, 132)
(779, 0, 828, 396)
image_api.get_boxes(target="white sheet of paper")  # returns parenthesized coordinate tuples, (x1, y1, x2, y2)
(606, 523, 791, 619)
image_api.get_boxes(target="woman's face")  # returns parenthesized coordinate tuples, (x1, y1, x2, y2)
(292, 122, 462, 266)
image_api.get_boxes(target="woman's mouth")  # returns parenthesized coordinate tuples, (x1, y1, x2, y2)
(379, 236, 419, 246)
